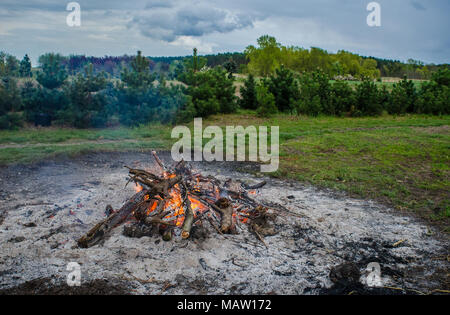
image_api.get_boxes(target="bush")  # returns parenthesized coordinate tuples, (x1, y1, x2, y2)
(0, 112, 24, 130)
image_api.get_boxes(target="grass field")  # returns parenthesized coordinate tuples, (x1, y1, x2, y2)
(1, 113, 448, 230)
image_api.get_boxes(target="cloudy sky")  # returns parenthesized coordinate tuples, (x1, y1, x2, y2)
(0, 0, 448, 65)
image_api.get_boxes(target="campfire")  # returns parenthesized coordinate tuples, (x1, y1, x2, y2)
(77, 151, 276, 248)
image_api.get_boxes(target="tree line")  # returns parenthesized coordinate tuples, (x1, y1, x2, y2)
(0, 36, 449, 130)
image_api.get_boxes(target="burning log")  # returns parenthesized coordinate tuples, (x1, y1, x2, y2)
(181, 182, 194, 239)
(215, 198, 235, 234)
(77, 190, 148, 248)
(77, 151, 280, 247)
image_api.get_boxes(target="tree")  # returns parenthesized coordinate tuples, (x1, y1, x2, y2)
(57, 64, 108, 128)
(245, 35, 282, 76)
(19, 54, 32, 77)
(239, 74, 258, 110)
(266, 65, 298, 113)
(389, 77, 417, 114)
(256, 83, 277, 117)
(355, 80, 382, 116)
(223, 58, 237, 79)
(121, 51, 155, 89)
(37, 53, 68, 89)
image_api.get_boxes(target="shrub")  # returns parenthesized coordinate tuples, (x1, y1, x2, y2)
(0, 112, 24, 130)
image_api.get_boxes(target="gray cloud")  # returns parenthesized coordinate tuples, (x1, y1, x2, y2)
(0, 0, 448, 64)
(130, 1, 255, 42)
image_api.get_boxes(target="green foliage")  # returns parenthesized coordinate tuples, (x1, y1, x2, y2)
(355, 80, 382, 116)
(120, 51, 155, 88)
(266, 65, 298, 113)
(256, 83, 277, 117)
(19, 54, 32, 77)
(0, 112, 23, 130)
(389, 77, 417, 114)
(183, 66, 236, 119)
(239, 74, 258, 110)
(0, 77, 22, 114)
(56, 64, 108, 128)
(245, 36, 381, 80)
(330, 81, 355, 116)
(432, 68, 450, 87)
(37, 53, 68, 89)
(0, 52, 20, 77)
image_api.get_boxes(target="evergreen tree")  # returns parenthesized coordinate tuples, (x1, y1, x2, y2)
(121, 51, 155, 89)
(256, 83, 277, 117)
(267, 65, 298, 113)
(19, 54, 32, 77)
(36, 53, 68, 89)
(240, 74, 258, 110)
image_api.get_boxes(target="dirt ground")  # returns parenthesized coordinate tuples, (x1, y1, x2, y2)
(0, 152, 448, 295)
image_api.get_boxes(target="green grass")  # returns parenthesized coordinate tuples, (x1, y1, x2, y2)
(203, 112, 450, 230)
(0, 124, 172, 145)
(0, 113, 448, 230)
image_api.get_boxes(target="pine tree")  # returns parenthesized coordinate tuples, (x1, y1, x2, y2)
(239, 74, 258, 110)
(19, 54, 32, 77)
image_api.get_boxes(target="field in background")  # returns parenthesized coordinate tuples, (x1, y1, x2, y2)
(0, 113, 448, 230)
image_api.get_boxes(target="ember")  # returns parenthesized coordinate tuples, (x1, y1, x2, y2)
(77, 151, 274, 248)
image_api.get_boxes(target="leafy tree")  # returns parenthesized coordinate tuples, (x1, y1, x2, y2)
(239, 74, 258, 110)
(245, 35, 282, 76)
(19, 54, 32, 77)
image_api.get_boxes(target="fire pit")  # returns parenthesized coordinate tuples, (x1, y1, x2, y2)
(77, 151, 277, 248)
(0, 152, 448, 295)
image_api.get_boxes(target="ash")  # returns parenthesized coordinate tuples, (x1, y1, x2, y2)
(0, 152, 448, 295)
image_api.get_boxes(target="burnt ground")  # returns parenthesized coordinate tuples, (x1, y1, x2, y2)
(0, 151, 448, 295)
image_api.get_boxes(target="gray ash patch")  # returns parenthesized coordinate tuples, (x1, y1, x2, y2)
(0, 152, 448, 295)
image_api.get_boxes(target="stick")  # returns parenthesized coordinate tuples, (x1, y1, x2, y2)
(181, 182, 194, 239)
(77, 190, 148, 248)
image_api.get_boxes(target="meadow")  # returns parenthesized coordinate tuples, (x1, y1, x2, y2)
(1, 112, 448, 230)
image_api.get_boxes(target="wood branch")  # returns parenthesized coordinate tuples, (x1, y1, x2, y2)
(77, 190, 148, 248)
(152, 150, 168, 172)
(215, 198, 234, 234)
(181, 182, 194, 239)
